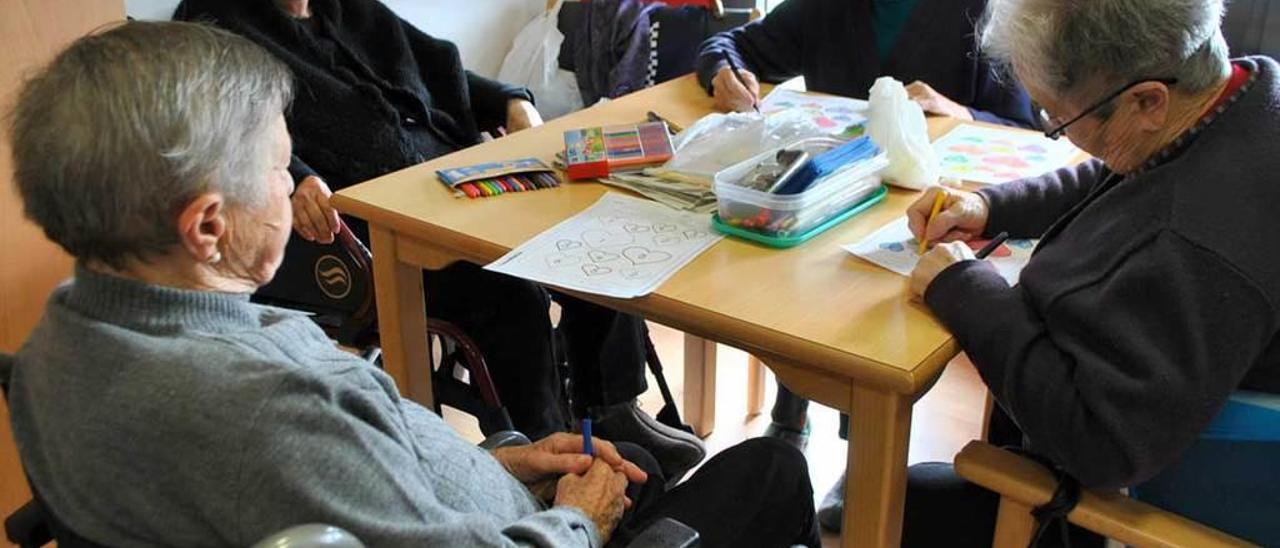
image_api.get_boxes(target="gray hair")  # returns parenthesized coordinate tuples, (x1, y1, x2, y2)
(7, 21, 293, 268)
(981, 0, 1231, 100)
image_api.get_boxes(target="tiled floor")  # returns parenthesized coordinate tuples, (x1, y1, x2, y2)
(444, 321, 988, 547)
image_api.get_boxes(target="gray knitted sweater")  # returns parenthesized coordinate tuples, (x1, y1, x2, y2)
(7, 267, 599, 547)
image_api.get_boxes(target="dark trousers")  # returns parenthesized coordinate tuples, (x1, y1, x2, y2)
(609, 438, 821, 548)
(900, 405, 1104, 548)
(424, 262, 648, 438)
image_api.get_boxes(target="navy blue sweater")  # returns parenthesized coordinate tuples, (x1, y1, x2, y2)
(695, 0, 1036, 128)
(926, 57, 1280, 488)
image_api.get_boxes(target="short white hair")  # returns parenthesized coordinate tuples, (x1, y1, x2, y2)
(981, 0, 1231, 98)
(8, 21, 293, 268)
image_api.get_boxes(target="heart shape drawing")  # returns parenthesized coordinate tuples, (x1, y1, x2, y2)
(944, 155, 969, 163)
(546, 253, 581, 268)
(683, 230, 708, 240)
(624, 223, 651, 233)
(653, 223, 678, 233)
(556, 239, 583, 251)
(623, 246, 673, 265)
(947, 144, 987, 155)
(1019, 145, 1047, 154)
(965, 239, 1012, 258)
(654, 234, 682, 247)
(879, 241, 906, 252)
(619, 268, 646, 280)
(1008, 239, 1035, 249)
(588, 250, 620, 263)
(581, 264, 612, 277)
(582, 229, 633, 248)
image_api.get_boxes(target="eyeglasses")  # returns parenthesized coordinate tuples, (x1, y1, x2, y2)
(1038, 77, 1179, 140)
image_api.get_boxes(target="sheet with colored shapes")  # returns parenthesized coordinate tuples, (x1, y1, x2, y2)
(759, 89, 868, 140)
(486, 193, 723, 299)
(842, 217, 1035, 285)
(932, 124, 1080, 185)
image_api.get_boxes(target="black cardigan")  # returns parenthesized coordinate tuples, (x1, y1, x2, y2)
(927, 57, 1280, 488)
(695, 0, 1036, 128)
(174, 0, 531, 192)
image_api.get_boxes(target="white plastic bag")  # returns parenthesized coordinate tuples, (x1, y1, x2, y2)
(497, 0, 584, 120)
(866, 76, 939, 189)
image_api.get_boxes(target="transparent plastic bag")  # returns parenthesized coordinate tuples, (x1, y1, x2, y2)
(663, 109, 827, 180)
(865, 76, 939, 189)
(497, 0, 584, 120)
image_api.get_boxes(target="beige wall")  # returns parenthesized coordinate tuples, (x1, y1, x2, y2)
(1, 0, 126, 537)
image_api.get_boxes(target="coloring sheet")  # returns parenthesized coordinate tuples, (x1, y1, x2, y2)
(760, 89, 868, 139)
(486, 193, 723, 299)
(842, 217, 1036, 285)
(932, 124, 1080, 185)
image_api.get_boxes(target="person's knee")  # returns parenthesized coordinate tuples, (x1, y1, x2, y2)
(734, 437, 813, 500)
(615, 441, 663, 482)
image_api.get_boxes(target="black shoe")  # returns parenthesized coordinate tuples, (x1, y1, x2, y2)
(817, 471, 845, 533)
(762, 416, 811, 452)
(590, 400, 706, 485)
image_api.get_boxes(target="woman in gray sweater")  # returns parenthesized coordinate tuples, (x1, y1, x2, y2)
(4, 21, 819, 547)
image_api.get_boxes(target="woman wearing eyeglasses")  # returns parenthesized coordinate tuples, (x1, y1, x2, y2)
(906, 0, 1280, 544)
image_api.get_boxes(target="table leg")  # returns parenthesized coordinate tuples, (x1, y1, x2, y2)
(370, 226, 433, 407)
(682, 334, 717, 437)
(843, 385, 912, 548)
(746, 355, 766, 417)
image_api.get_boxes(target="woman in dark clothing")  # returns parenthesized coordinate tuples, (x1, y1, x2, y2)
(696, 0, 1038, 529)
(696, 0, 1036, 127)
(174, 0, 706, 480)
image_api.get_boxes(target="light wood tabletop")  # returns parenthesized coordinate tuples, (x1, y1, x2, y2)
(333, 74, 1063, 547)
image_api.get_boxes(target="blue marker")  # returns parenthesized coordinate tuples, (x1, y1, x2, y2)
(582, 419, 594, 456)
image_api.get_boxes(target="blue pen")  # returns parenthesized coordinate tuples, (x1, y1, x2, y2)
(582, 419, 594, 456)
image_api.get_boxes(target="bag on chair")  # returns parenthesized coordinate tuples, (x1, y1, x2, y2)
(498, 0, 584, 120)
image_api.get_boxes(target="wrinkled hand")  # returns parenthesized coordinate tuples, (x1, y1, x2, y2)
(506, 99, 543, 133)
(493, 432, 647, 500)
(711, 64, 761, 113)
(910, 241, 976, 298)
(291, 175, 339, 244)
(555, 459, 629, 543)
(906, 80, 974, 120)
(906, 187, 990, 248)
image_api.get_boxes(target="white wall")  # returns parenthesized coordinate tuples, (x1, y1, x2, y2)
(125, 0, 542, 77)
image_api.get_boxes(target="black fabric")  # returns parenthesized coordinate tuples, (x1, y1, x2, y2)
(926, 57, 1280, 488)
(570, 0, 662, 105)
(424, 263, 649, 440)
(174, 0, 531, 193)
(609, 438, 820, 548)
(694, 0, 1037, 127)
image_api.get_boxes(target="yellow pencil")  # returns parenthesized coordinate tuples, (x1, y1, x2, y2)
(919, 189, 948, 255)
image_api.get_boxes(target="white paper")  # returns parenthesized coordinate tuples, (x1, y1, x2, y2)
(932, 124, 1079, 185)
(759, 89, 868, 139)
(486, 193, 723, 298)
(842, 217, 1035, 285)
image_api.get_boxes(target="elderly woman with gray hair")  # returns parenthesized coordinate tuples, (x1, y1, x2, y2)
(900, 0, 1280, 545)
(5, 21, 821, 548)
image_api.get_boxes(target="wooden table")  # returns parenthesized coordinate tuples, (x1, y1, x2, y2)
(334, 75, 987, 547)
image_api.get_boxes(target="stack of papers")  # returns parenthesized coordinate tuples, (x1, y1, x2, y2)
(598, 169, 718, 213)
(486, 193, 723, 298)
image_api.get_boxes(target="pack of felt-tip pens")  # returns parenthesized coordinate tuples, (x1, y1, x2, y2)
(436, 158, 561, 198)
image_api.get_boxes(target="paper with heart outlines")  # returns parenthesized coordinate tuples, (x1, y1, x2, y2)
(932, 124, 1080, 185)
(841, 217, 1036, 285)
(486, 193, 723, 298)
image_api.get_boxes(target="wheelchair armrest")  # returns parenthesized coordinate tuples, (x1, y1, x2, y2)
(4, 499, 52, 547)
(479, 431, 532, 450)
(250, 524, 364, 548)
(625, 517, 700, 548)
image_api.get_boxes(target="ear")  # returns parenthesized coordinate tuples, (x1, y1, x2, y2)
(1127, 82, 1172, 131)
(175, 192, 227, 263)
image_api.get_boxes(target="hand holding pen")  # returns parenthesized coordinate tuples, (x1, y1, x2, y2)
(712, 51, 761, 113)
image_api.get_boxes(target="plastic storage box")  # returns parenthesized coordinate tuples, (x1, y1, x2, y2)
(712, 137, 889, 247)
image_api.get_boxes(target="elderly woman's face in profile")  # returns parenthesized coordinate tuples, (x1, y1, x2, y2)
(224, 114, 295, 287)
